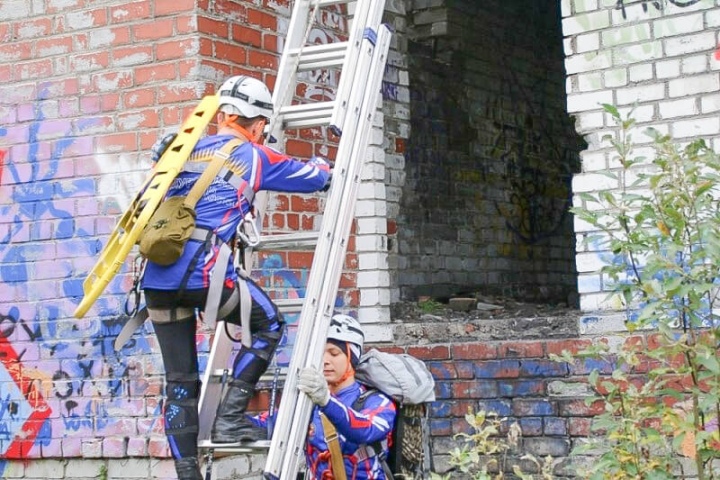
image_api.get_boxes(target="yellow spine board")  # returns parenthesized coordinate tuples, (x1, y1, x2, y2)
(74, 94, 220, 318)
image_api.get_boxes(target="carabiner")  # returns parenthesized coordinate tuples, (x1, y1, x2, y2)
(237, 215, 261, 248)
(124, 256, 145, 317)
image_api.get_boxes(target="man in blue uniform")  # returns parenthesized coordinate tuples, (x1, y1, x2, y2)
(255, 315, 397, 479)
(142, 75, 331, 480)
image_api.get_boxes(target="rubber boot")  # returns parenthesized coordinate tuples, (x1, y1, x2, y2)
(211, 380, 266, 443)
(174, 457, 203, 480)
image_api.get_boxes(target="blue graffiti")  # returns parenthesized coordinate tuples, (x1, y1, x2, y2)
(0, 84, 157, 454)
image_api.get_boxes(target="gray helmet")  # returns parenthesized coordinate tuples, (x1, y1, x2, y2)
(327, 314, 364, 352)
(218, 75, 273, 119)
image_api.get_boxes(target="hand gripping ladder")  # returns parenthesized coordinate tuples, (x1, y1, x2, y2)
(196, 0, 391, 477)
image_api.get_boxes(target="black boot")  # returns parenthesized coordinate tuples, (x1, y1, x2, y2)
(211, 380, 266, 443)
(174, 457, 203, 480)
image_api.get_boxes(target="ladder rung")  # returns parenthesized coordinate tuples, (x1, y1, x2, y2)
(257, 232, 319, 250)
(198, 440, 271, 452)
(274, 298, 304, 311)
(317, 0, 353, 5)
(279, 102, 334, 129)
(290, 42, 349, 71)
(207, 367, 288, 382)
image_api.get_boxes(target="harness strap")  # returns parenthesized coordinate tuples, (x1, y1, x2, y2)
(203, 242, 233, 331)
(320, 412, 348, 480)
(182, 163, 256, 205)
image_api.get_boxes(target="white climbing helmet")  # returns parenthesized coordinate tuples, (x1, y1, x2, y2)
(218, 75, 274, 119)
(327, 314, 364, 352)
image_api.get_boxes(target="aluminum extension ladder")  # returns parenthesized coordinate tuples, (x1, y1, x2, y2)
(196, 1, 391, 479)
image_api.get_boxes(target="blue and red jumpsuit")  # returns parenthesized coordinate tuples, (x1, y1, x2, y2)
(255, 381, 396, 479)
(142, 134, 330, 460)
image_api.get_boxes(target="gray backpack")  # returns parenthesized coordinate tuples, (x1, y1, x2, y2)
(354, 349, 436, 479)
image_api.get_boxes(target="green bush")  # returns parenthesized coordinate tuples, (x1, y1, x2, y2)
(562, 104, 720, 479)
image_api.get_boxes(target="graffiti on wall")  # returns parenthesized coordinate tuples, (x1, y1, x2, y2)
(0, 86, 159, 461)
(0, 81, 328, 461)
(614, 0, 702, 19)
(490, 112, 577, 244)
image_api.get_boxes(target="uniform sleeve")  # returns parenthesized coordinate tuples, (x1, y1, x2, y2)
(254, 144, 331, 193)
(320, 391, 396, 445)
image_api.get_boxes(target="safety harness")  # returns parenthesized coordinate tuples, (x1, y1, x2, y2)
(116, 134, 260, 350)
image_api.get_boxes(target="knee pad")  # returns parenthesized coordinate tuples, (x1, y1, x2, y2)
(164, 373, 199, 434)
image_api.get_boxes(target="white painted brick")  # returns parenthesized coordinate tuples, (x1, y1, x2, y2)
(561, 0, 572, 17)
(655, 59, 681, 79)
(563, 10, 610, 35)
(575, 0, 599, 13)
(356, 181, 386, 201)
(355, 234, 387, 252)
(577, 273, 602, 293)
(355, 199, 387, 217)
(700, 93, 720, 113)
(601, 22, 651, 47)
(24, 460, 65, 479)
(64, 460, 108, 478)
(613, 41, 663, 66)
(576, 251, 610, 273)
(610, 4, 663, 24)
(616, 104, 655, 123)
(628, 63, 653, 82)
(663, 0, 716, 16)
(681, 54, 709, 74)
(564, 37, 575, 56)
(358, 252, 388, 270)
(576, 32, 600, 53)
(604, 67, 627, 87)
(356, 218, 386, 235)
(659, 98, 699, 119)
(107, 458, 151, 478)
(653, 13, 704, 38)
(706, 8, 720, 27)
(566, 89, 614, 112)
(359, 287, 391, 306)
(578, 312, 630, 332)
(565, 50, 612, 74)
(672, 117, 720, 138)
(574, 214, 599, 233)
(572, 172, 618, 193)
(669, 73, 720, 97)
(616, 83, 665, 105)
(580, 150, 607, 171)
(665, 31, 717, 57)
(357, 270, 389, 288)
(362, 322, 393, 342)
(578, 72, 603, 91)
(577, 110, 605, 130)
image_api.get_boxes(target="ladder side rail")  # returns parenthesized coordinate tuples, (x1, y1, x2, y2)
(278, 28, 392, 480)
(326, 0, 385, 133)
(264, 26, 392, 480)
(198, 321, 236, 442)
(263, 37, 376, 479)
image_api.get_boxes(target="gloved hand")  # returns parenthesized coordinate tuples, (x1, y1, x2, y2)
(322, 168, 333, 192)
(150, 132, 177, 162)
(297, 367, 330, 406)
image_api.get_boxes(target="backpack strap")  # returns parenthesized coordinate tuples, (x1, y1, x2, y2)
(320, 412, 348, 480)
(352, 388, 395, 480)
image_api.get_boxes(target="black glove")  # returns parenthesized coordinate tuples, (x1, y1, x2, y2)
(150, 132, 177, 163)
